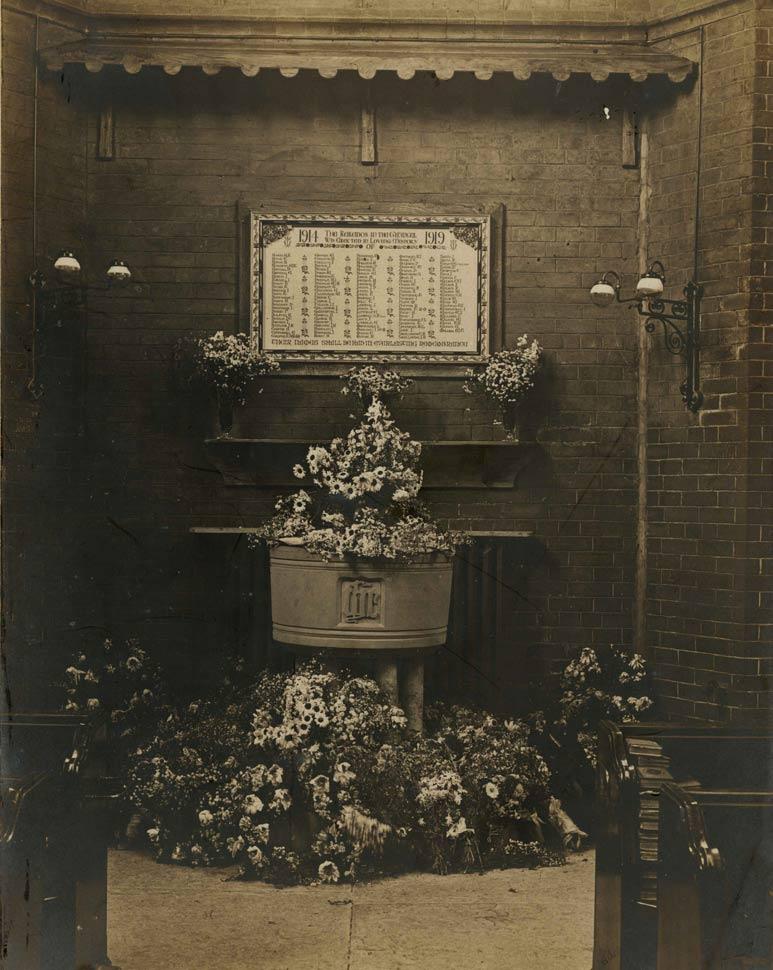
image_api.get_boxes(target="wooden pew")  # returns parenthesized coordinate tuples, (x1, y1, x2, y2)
(0, 713, 118, 970)
(593, 722, 773, 970)
(657, 783, 773, 970)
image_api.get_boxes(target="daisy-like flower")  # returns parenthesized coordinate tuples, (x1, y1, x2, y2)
(318, 860, 340, 883)
(484, 782, 499, 800)
(292, 464, 305, 479)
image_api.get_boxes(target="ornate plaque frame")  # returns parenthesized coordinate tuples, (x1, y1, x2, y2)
(246, 206, 500, 367)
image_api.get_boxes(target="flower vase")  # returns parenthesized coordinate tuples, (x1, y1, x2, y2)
(500, 404, 520, 442)
(216, 392, 235, 437)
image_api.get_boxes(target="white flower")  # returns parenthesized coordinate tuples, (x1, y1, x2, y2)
(198, 810, 214, 826)
(390, 707, 408, 728)
(318, 860, 340, 883)
(484, 782, 500, 800)
(171, 844, 185, 861)
(87, 698, 100, 710)
(255, 823, 270, 844)
(292, 464, 305, 479)
(333, 762, 356, 785)
(246, 845, 263, 865)
(270, 788, 292, 812)
(267, 764, 284, 785)
(243, 794, 264, 815)
(446, 817, 472, 839)
(147, 827, 160, 842)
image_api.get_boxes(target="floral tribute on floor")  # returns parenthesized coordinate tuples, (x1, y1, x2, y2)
(62, 641, 652, 886)
(60, 365, 653, 886)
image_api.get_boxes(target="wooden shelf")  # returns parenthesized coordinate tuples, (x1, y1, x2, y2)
(190, 527, 534, 538)
(203, 438, 541, 489)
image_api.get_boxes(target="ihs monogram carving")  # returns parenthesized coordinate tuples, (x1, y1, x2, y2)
(341, 579, 383, 624)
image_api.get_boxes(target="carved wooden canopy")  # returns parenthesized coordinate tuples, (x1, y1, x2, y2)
(39, 25, 694, 84)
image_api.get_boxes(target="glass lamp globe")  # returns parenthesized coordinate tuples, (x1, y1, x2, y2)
(636, 272, 664, 297)
(54, 251, 81, 275)
(590, 280, 617, 307)
(106, 259, 132, 283)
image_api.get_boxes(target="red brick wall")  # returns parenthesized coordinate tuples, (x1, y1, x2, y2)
(645, 1, 771, 722)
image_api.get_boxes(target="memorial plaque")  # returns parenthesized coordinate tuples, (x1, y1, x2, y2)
(250, 212, 491, 363)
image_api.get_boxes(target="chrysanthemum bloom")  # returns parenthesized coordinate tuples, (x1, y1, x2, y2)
(198, 809, 214, 826)
(270, 788, 292, 812)
(243, 794, 264, 815)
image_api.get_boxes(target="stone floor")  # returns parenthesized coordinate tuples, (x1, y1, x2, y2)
(108, 848, 595, 969)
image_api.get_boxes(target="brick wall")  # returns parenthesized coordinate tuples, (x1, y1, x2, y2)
(645, 0, 772, 722)
(3, 0, 767, 718)
(66, 67, 643, 711)
(1, 8, 88, 711)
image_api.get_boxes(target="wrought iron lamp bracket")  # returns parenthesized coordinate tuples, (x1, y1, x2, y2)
(611, 280, 703, 413)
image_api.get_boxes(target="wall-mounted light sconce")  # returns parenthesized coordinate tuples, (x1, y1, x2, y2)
(590, 260, 703, 412)
(27, 251, 132, 398)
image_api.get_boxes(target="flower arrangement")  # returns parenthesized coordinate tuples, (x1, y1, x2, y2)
(341, 365, 413, 405)
(194, 331, 279, 408)
(553, 645, 653, 764)
(61, 637, 168, 771)
(255, 370, 466, 562)
(529, 644, 653, 806)
(464, 335, 542, 436)
(127, 663, 562, 884)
